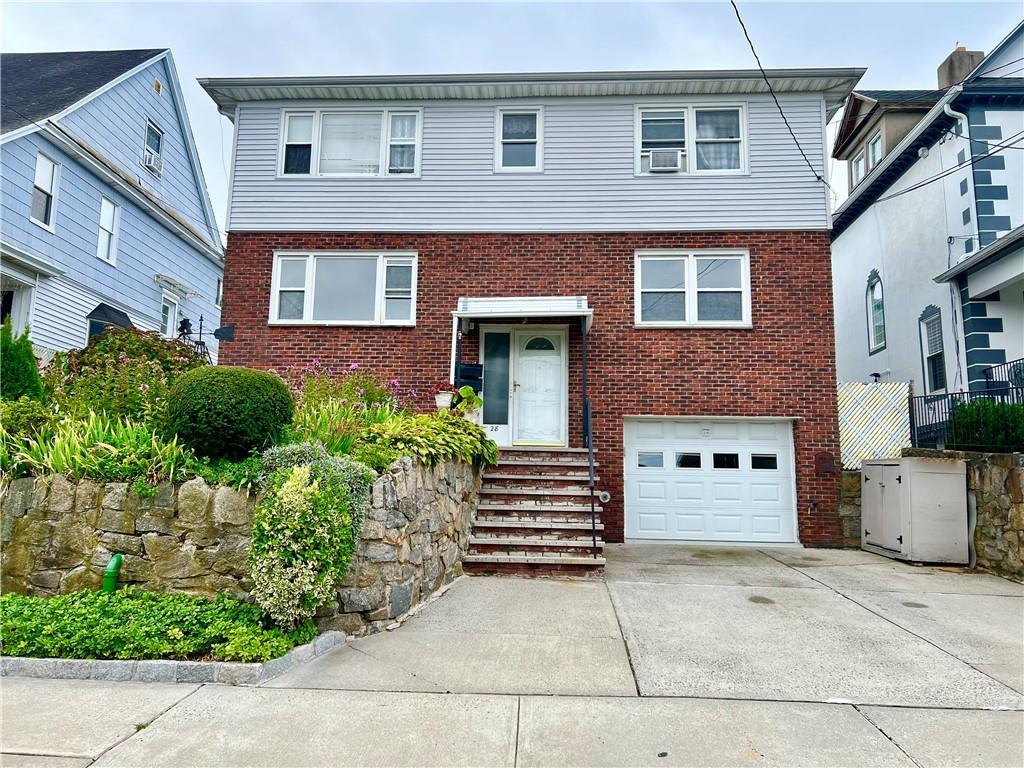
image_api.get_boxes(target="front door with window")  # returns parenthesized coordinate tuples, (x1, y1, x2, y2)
(480, 326, 567, 447)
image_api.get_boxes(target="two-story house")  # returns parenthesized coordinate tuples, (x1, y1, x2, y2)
(831, 23, 1023, 402)
(1, 49, 223, 359)
(202, 64, 863, 570)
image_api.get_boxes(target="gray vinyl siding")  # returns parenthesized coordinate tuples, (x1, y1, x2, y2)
(228, 94, 829, 232)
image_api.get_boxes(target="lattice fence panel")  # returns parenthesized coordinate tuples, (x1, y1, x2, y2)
(837, 382, 911, 470)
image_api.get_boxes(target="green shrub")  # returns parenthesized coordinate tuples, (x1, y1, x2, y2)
(361, 411, 498, 467)
(1, 320, 43, 401)
(949, 399, 1024, 453)
(286, 360, 404, 409)
(44, 328, 204, 423)
(350, 442, 403, 471)
(250, 455, 374, 628)
(292, 397, 399, 456)
(0, 589, 315, 662)
(0, 397, 56, 441)
(11, 411, 193, 485)
(261, 441, 331, 476)
(190, 454, 266, 494)
(164, 367, 294, 459)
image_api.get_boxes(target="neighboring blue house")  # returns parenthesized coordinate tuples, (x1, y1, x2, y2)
(0, 49, 223, 360)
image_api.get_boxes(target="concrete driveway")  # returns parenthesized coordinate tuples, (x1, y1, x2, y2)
(3, 545, 1022, 767)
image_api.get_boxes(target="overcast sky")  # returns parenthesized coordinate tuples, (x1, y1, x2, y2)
(3, 1, 1021, 236)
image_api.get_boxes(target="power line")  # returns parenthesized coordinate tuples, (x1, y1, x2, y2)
(728, 0, 832, 192)
(874, 128, 1024, 204)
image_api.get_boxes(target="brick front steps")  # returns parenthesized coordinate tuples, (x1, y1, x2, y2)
(465, 448, 605, 577)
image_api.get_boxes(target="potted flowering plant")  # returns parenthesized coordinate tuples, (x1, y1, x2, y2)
(453, 384, 484, 421)
(429, 380, 457, 410)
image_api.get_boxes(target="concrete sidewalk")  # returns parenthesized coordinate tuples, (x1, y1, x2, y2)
(3, 546, 1022, 766)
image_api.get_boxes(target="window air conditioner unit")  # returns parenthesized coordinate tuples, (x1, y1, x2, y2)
(142, 150, 163, 175)
(649, 149, 682, 172)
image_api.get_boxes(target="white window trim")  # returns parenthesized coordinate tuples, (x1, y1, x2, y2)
(920, 313, 946, 395)
(269, 250, 418, 326)
(277, 108, 423, 179)
(866, 276, 886, 353)
(143, 118, 164, 177)
(866, 131, 883, 169)
(29, 152, 60, 232)
(95, 196, 120, 265)
(852, 149, 866, 185)
(634, 249, 752, 328)
(160, 291, 180, 338)
(215, 277, 223, 308)
(634, 103, 749, 176)
(494, 106, 544, 173)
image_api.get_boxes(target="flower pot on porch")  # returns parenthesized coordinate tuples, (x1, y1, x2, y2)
(435, 391, 454, 410)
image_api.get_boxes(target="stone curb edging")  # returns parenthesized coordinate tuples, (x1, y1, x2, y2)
(0, 630, 345, 687)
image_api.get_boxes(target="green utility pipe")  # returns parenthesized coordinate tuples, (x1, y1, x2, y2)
(102, 553, 123, 593)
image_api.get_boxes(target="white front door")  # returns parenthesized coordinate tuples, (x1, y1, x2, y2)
(512, 329, 566, 445)
(623, 418, 796, 543)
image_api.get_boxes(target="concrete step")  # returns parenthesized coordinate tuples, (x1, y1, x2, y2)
(477, 502, 603, 515)
(494, 458, 599, 469)
(471, 536, 603, 548)
(463, 553, 606, 568)
(482, 472, 598, 483)
(498, 446, 592, 454)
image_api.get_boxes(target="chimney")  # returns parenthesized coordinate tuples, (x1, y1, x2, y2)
(937, 46, 984, 89)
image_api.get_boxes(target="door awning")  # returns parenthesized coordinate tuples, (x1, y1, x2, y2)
(454, 296, 592, 331)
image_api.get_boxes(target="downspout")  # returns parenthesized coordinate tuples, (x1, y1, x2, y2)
(943, 100, 971, 391)
(102, 553, 123, 593)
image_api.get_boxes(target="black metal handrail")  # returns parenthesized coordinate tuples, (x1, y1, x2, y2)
(982, 358, 1024, 390)
(910, 386, 1024, 452)
(580, 317, 598, 557)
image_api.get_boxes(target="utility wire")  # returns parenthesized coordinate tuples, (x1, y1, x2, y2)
(728, 0, 832, 192)
(874, 128, 1024, 204)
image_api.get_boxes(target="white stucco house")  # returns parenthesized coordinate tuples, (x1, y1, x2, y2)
(830, 22, 1023, 397)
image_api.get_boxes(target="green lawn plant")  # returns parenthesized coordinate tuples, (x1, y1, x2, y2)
(361, 410, 498, 467)
(249, 449, 374, 628)
(949, 398, 1024, 453)
(0, 319, 43, 401)
(0, 589, 315, 662)
(164, 366, 294, 458)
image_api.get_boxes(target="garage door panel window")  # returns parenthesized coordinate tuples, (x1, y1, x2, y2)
(271, 252, 417, 325)
(636, 251, 749, 326)
(751, 454, 779, 470)
(637, 451, 665, 468)
(713, 452, 740, 470)
(675, 452, 701, 469)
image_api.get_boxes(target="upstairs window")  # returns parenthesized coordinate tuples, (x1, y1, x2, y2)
(637, 105, 745, 174)
(920, 309, 946, 393)
(96, 197, 119, 264)
(852, 150, 866, 186)
(280, 110, 421, 177)
(215, 278, 223, 308)
(31, 153, 58, 229)
(866, 272, 886, 353)
(270, 251, 417, 325)
(282, 113, 314, 174)
(867, 133, 883, 169)
(496, 108, 542, 171)
(635, 251, 750, 327)
(143, 120, 164, 175)
(160, 293, 179, 338)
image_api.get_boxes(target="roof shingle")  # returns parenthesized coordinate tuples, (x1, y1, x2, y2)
(0, 49, 165, 133)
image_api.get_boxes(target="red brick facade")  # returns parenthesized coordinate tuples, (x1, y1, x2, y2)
(221, 230, 843, 546)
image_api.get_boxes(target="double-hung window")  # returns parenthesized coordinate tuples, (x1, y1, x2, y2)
(635, 251, 750, 327)
(866, 273, 886, 352)
(280, 109, 421, 177)
(637, 105, 745, 174)
(496, 108, 542, 171)
(852, 150, 866, 186)
(920, 310, 946, 393)
(96, 197, 119, 264)
(160, 293, 179, 338)
(867, 132, 883, 169)
(143, 120, 163, 175)
(31, 153, 58, 229)
(270, 251, 417, 325)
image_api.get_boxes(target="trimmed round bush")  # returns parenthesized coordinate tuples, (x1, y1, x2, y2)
(164, 366, 294, 458)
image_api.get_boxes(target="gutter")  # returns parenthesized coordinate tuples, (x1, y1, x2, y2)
(833, 85, 963, 223)
(40, 122, 224, 266)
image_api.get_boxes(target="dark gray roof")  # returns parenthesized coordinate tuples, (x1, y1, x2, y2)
(857, 89, 946, 104)
(1, 49, 165, 132)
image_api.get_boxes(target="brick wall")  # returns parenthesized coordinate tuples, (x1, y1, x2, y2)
(221, 230, 842, 546)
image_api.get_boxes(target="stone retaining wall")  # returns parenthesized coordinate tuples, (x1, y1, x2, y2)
(838, 471, 862, 549)
(0, 458, 481, 633)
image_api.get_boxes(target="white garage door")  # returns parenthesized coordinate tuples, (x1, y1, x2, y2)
(624, 419, 796, 543)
